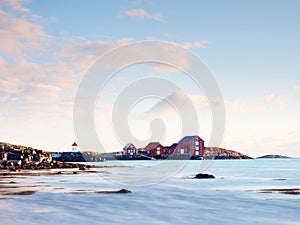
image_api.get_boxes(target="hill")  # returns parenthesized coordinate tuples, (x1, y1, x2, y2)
(0, 142, 51, 163)
(0, 142, 84, 170)
(256, 154, 292, 159)
(204, 147, 253, 159)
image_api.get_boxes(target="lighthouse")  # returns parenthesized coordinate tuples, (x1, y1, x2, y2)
(71, 142, 78, 152)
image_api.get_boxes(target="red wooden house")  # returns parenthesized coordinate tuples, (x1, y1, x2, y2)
(144, 142, 163, 156)
(163, 143, 178, 155)
(123, 143, 137, 155)
(175, 135, 205, 156)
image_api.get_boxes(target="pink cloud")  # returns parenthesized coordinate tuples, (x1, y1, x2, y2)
(182, 40, 211, 49)
(0, 0, 30, 13)
(120, 9, 163, 21)
(294, 85, 300, 91)
(58, 38, 134, 60)
(0, 1, 52, 56)
(263, 93, 275, 102)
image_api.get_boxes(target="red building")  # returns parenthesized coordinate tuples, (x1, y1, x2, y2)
(175, 135, 205, 156)
(144, 142, 163, 156)
(163, 143, 178, 155)
(123, 143, 137, 155)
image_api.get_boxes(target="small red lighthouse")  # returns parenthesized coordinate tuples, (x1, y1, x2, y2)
(71, 142, 78, 152)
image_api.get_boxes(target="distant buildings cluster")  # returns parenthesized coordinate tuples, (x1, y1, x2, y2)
(123, 135, 205, 159)
(50, 135, 205, 161)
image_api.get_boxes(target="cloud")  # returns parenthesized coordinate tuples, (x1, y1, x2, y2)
(224, 99, 248, 112)
(263, 93, 275, 102)
(137, 90, 206, 119)
(137, 90, 246, 120)
(294, 85, 300, 91)
(260, 93, 286, 110)
(58, 37, 134, 60)
(119, 9, 163, 21)
(0, 0, 31, 13)
(182, 40, 211, 49)
(0, 0, 53, 58)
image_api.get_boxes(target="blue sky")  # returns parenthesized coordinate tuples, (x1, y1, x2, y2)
(0, 0, 300, 157)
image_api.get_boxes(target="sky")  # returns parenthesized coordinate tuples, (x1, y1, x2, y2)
(0, 0, 300, 157)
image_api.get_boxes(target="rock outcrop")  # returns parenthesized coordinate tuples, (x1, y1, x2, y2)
(0, 142, 84, 170)
(0, 142, 52, 163)
(204, 147, 253, 160)
(194, 173, 215, 179)
(256, 154, 292, 159)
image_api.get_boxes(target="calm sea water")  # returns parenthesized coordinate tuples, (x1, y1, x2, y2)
(0, 159, 299, 225)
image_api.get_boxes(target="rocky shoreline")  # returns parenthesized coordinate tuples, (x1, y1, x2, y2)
(0, 160, 86, 171)
(0, 142, 254, 171)
(0, 142, 88, 171)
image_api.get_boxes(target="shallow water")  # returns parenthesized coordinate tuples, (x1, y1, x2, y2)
(0, 159, 299, 225)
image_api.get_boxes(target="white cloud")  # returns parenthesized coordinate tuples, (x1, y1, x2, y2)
(260, 93, 286, 110)
(58, 37, 134, 60)
(119, 9, 163, 21)
(182, 40, 211, 49)
(137, 90, 247, 120)
(263, 93, 275, 102)
(225, 100, 248, 112)
(294, 85, 300, 91)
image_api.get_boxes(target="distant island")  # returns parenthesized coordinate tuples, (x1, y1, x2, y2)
(256, 154, 293, 159)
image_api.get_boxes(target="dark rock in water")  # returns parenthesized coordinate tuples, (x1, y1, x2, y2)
(5, 190, 37, 195)
(194, 173, 215, 179)
(79, 165, 87, 170)
(94, 189, 132, 194)
(116, 189, 132, 193)
(257, 154, 292, 159)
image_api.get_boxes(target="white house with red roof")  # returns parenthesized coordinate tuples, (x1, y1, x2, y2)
(71, 142, 79, 152)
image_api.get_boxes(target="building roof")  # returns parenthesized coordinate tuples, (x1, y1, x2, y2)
(178, 135, 203, 143)
(72, 142, 78, 147)
(145, 142, 162, 149)
(124, 143, 135, 149)
(169, 143, 178, 149)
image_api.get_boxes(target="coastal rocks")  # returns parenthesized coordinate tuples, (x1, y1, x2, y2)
(204, 147, 253, 160)
(194, 173, 215, 179)
(0, 142, 52, 163)
(116, 189, 132, 193)
(256, 155, 291, 159)
(94, 189, 132, 194)
(0, 160, 84, 170)
(0, 142, 89, 170)
(79, 165, 89, 170)
(256, 188, 300, 195)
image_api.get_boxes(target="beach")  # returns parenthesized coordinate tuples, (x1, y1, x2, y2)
(0, 159, 299, 225)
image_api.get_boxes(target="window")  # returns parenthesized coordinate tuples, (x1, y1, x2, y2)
(195, 146, 199, 150)
(195, 142, 199, 145)
(180, 149, 185, 154)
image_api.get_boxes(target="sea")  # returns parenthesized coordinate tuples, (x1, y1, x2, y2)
(0, 159, 299, 225)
